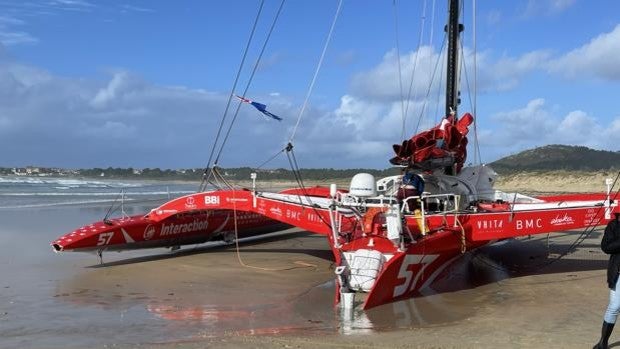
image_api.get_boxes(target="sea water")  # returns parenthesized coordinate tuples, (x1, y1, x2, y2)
(0, 176, 197, 210)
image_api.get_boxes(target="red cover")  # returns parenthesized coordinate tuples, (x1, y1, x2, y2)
(391, 113, 474, 173)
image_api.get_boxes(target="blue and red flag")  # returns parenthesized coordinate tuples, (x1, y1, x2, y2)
(235, 95, 282, 121)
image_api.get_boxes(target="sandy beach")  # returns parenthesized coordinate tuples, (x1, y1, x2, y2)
(1, 173, 618, 349)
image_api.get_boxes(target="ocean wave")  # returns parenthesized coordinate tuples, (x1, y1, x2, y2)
(0, 176, 144, 188)
(0, 198, 138, 209)
(0, 191, 194, 197)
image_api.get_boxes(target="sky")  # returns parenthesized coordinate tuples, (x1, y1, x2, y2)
(0, 0, 619, 170)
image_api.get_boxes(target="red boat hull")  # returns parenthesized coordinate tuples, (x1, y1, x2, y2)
(52, 209, 288, 253)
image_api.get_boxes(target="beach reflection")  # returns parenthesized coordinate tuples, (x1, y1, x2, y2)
(53, 249, 510, 340)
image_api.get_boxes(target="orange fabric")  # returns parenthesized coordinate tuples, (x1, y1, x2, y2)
(362, 207, 387, 234)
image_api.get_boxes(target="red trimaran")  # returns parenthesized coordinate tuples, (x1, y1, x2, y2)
(53, 0, 619, 310)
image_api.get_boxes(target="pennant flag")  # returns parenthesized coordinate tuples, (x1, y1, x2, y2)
(235, 95, 282, 121)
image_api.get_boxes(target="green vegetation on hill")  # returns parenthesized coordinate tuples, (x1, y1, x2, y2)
(3, 144, 619, 180)
(490, 144, 620, 174)
(0, 166, 400, 181)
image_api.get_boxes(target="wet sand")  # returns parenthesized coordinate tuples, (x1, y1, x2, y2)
(0, 202, 615, 349)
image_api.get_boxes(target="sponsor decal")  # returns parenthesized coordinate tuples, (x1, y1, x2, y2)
(476, 219, 503, 230)
(155, 209, 178, 216)
(286, 209, 301, 221)
(269, 207, 283, 217)
(204, 195, 220, 205)
(550, 213, 575, 226)
(225, 197, 249, 203)
(143, 225, 156, 240)
(257, 200, 267, 215)
(185, 196, 196, 209)
(515, 218, 543, 230)
(160, 219, 210, 237)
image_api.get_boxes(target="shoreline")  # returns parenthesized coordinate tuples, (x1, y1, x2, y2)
(3, 170, 616, 193)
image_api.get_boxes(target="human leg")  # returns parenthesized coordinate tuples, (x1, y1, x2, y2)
(595, 279, 620, 349)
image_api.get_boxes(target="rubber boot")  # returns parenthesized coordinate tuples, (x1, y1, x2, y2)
(594, 321, 615, 349)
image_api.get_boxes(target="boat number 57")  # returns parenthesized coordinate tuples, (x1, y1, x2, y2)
(97, 232, 114, 246)
(393, 254, 438, 298)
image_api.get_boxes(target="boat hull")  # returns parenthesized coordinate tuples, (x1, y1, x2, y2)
(52, 209, 288, 253)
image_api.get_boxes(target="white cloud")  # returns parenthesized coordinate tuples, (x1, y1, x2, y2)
(480, 99, 619, 161)
(474, 49, 550, 92)
(90, 71, 138, 108)
(488, 98, 555, 144)
(120, 4, 155, 13)
(291, 95, 433, 167)
(350, 47, 438, 102)
(549, 24, 620, 81)
(0, 57, 293, 168)
(523, 0, 576, 16)
(49, 0, 94, 8)
(350, 46, 549, 103)
(0, 15, 38, 46)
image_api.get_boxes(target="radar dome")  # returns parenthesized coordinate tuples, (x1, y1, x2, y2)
(349, 173, 377, 197)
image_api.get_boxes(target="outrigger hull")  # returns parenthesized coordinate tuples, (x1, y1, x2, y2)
(52, 208, 288, 254)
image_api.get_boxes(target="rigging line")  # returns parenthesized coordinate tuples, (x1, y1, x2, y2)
(212, 0, 286, 168)
(103, 190, 123, 222)
(428, 0, 437, 119)
(458, 16, 480, 164)
(200, 0, 265, 192)
(285, 149, 333, 230)
(428, 0, 436, 46)
(392, 0, 406, 141)
(414, 33, 446, 134)
(288, 0, 342, 144)
(255, 147, 287, 170)
(431, 42, 446, 126)
(403, 0, 428, 130)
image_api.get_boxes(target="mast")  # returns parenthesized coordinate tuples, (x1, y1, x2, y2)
(445, 0, 463, 120)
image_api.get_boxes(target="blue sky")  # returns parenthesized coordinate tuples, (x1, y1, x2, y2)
(0, 0, 619, 170)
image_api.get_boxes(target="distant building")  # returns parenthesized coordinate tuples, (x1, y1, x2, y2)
(26, 167, 40, 175)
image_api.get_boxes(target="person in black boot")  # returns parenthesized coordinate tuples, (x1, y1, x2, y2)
(595, 212, 620, 349)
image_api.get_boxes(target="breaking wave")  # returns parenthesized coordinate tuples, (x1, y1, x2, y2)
(0, 176, 143, 188)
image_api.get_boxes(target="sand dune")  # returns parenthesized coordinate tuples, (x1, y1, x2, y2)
(495, 170, 618, 194)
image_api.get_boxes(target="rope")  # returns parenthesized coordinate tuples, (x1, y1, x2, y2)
(428, 0, 436, 47)
(200, 0, 265, 192)
(247, 0, 343, 176)
(455, 214, 466, 253)
(230, 186, 317, 271)
(414, 34, 446, 135)
(289, 0, 342, 143)
(392, 0, 406, 140)
(403, 0, 428, 135)
(285, 146, 333, 230)
(211, 0, 287, 171)
(254, 147, 288, 170)
(459, 21, 482, 165)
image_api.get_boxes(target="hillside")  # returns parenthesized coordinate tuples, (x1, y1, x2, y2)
(489, 145, 620, 193)
(490, 144, 620, 173)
